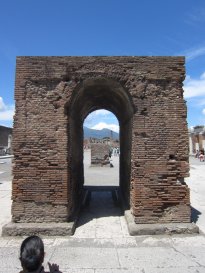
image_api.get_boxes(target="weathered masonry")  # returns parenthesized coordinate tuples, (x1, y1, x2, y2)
(3, 56, 196, 235)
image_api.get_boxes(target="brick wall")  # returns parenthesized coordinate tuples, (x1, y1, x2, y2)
(12, 56, 190, 224)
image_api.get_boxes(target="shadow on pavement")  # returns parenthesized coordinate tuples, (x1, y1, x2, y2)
(76, 191, 123, 228)
(191, 206, 201, 223)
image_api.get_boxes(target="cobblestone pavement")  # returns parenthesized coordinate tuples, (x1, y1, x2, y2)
(1, 153, 205, 272)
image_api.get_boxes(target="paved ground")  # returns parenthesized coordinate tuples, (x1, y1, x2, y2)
(186, 156, 205, 234)
(84, 150, 119, 186)
(1, 152, 205, 272)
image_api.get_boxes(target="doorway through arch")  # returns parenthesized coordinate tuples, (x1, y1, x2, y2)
(67, 78, 135, 217)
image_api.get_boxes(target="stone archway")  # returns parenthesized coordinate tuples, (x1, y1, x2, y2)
(67, 78, 135, 216)
(3, 56, 197, 236)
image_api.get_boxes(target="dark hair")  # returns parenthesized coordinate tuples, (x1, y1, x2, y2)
(20, 235, 44, 271)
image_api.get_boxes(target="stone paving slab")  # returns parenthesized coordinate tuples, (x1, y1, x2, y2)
(96, 269, 205, 273)
(1, 236, 205, 272)
(117, 247, 199, 268)
(52, 247, 120, 268)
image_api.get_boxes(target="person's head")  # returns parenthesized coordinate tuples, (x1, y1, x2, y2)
(20, 235, 44, 272)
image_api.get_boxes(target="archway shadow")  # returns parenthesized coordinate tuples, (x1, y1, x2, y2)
(75, 191, 123, 228)
(191, 206, 201, 223)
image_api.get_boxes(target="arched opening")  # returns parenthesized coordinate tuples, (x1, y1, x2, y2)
(67, 78, 135, 218)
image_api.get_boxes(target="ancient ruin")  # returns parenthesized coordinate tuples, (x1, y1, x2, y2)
(189, 126, 205, 155)
(91, 143, 110, 165)
(3, 56, 196, 235)
(0, 125, 12, 155)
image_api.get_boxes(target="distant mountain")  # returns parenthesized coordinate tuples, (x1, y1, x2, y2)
(83, 126, 119, 140)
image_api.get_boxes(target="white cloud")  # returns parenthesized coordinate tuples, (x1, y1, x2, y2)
(95, 109, 110, 116)
(193, 98, 205, 106)
(202, 109, 205, 115)
(84, 110, 110, 123)
(181, 46, 205, 62)
(0, 97, 6, 111)
(201, 72, 205, 80)
(184, 72, 205, 99)
(0, 109, 14, 121)
(187, 47, 205, 61)
(91, 122, 119, 133)
(0, 97, 15, 123)
(84, 109, 119, 130)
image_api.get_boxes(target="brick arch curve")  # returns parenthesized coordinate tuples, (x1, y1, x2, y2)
(67, 77, 136, 215)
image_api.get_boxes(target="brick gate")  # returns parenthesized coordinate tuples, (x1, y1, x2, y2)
(3, 56, 196, 235)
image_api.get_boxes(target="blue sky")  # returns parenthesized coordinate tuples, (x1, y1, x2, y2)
(0, 0, 205, 131)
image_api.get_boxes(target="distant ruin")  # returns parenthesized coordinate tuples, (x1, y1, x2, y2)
(189, 126, 205, 154)
(0, 125, 12, 155)
(3, 56, 195, 235)
(90, 143, 110, 165)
